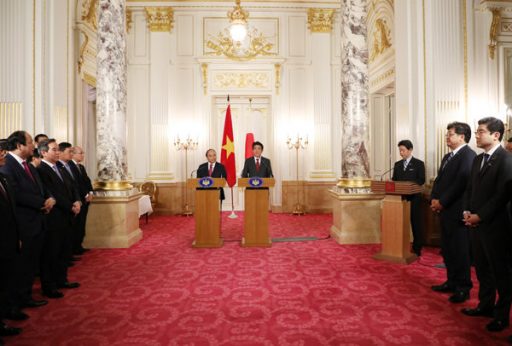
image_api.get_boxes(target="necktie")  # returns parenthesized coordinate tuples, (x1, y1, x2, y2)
(403, 159, 408, 171)
(441, 152, 454, 170)
(52, 165, 63, 181)
(0, 179, 8, 200)
(481, 153, 490, 170)
(256, 158, 260, 172)
(22, 161, 35, 182)
(208, 163, 213, 176)
(65, 163, 75, 180)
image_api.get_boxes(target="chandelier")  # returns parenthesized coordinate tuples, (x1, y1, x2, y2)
(228, 0, 249, 42)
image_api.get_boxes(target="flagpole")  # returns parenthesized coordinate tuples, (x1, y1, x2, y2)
(228, 187, 238, 218)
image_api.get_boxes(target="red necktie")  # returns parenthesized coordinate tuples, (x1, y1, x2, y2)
(22, 161, 35, 182)
(208, 163, 213, 176)
(256, 158, 260, 172)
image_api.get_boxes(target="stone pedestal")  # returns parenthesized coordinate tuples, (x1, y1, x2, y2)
(84, 191, 143, 248)
(329, 188, 384, 244)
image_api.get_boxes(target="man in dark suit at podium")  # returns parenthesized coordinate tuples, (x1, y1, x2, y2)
(392, 139, 425, 256)
(197, 149, 227, 200)
(430, 122, 476, 303)
(241, 141, 273, 178)
(461, 117, 512, 333)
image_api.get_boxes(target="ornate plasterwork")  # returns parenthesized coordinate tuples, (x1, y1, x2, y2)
(205, 28, 276, 61)
(126, 8, 133, 33)
(144, 7, 174, 32)
(489, 8, 501, 59)
(307, 8, 335, 33)
(81, 0, 98, 30)
(369, 18, 392, 63)
(213, 72, 270, 90)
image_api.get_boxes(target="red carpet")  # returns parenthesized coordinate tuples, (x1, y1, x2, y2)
(6, 213, 509, 345)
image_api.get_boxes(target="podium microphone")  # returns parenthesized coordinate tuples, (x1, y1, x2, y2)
(190, 170, 197, 178)
(377, 167, 394, 181)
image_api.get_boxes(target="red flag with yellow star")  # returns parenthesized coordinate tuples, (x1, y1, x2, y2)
(221, 104, 236, 187)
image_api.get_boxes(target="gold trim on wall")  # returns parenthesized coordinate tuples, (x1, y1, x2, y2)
(201, 63, 208, 95)
(81, 0, 98, 30)
(275, 63, 281, 94)
(127, 7, 133, 33)
(84, 72, 97, 87)
(205, 28, 276, 61)
(144, 7, 174, 32)
(369, 18, 392, 63)
(488, 8, 501, 59)
(307, 8, 335, 33)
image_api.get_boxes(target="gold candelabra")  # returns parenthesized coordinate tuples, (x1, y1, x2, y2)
(286, 134, 308, 215)
(174, 136, 198, 216)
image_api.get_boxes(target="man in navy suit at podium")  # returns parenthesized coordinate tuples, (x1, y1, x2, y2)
(241, 141, 273, 178)
(197, 149, 227, 201)
(392, 139, 426, 257)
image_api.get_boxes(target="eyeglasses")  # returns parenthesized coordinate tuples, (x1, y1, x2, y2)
(474, 130, 492, 135)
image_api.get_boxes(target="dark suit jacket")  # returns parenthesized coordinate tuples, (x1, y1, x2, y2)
(0, 154, 48, 239)
(37, 161, 81, 232)
(197, 162, 227, 200)
(67, 160, 88, 203)
(0, 172, 20, 259)
(78, 163, 93, 192)
(392, 156, 426, 185)
(431, 145, 476, 221)
(464, 146, 512, 231)
(241, 156, 273, 178)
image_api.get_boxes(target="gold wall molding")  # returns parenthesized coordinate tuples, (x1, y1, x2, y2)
(489, 8, 501, 59)
(201, 63, 208, 95)
(126, 8, 133, 33)
(274, 63, 281, 94)
(213, 72, 270, 89)
(77, 31, 89, 73)
(369, 67, 394, 88)
(369, 18, 392, 63)
(84, 72, 97, 87)
(81, 0, 98, 30)
(144, 7, 174, 32)
(307, 8, 335, 33)
(205, 28, 276, 61)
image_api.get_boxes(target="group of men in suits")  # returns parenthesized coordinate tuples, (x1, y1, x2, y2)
(0, 131, 93, 344)
(394, 118, 512, 342)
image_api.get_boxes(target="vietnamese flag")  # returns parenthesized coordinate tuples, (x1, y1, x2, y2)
(221, 104, 236, 187)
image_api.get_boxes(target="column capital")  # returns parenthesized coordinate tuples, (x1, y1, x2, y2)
(144, 7, 174, 33)
(307, 8, 335, 33)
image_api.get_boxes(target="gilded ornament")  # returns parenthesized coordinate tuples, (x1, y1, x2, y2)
(227, 0, 249, 23)
(126, 8, 133, 33)
(77, 31, 89, 73)
(369, 18, 392, 63)
(201, 63, 208, 95)
(205, 28, 276, 61)
(488, 8, 501, 59)
(145, 7, 174, 32)
(275, 64, 281, 95)
(307, 8, 335, 33)
(81, 0, 98, 30)
(214, 72, 269, 89)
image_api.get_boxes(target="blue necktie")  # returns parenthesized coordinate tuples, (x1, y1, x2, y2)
(52, 165, 63, 181)
(481, 153, 490, 170)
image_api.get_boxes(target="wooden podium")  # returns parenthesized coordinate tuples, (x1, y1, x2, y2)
(238, 178, 275, 247)
(187, 178, 226, 248)
(371, 180, 423, 264)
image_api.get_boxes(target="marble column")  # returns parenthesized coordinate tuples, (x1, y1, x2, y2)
(85, 0, 142, 249)
(340, 0, 370, 179)
(96, 0, 129, 186)
(330, 0, 383, 246)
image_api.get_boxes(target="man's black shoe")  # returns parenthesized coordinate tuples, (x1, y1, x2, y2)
(486, 319, 509, 332)
(5, 308, 29, 321)
(431, 282, 453, 293)
(21, 299, 48, 308)
(0, 323, 22, 336)
(461, 307, 494, 317)
(448, 291, 469, 303)
(58, 282, 80, 289)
